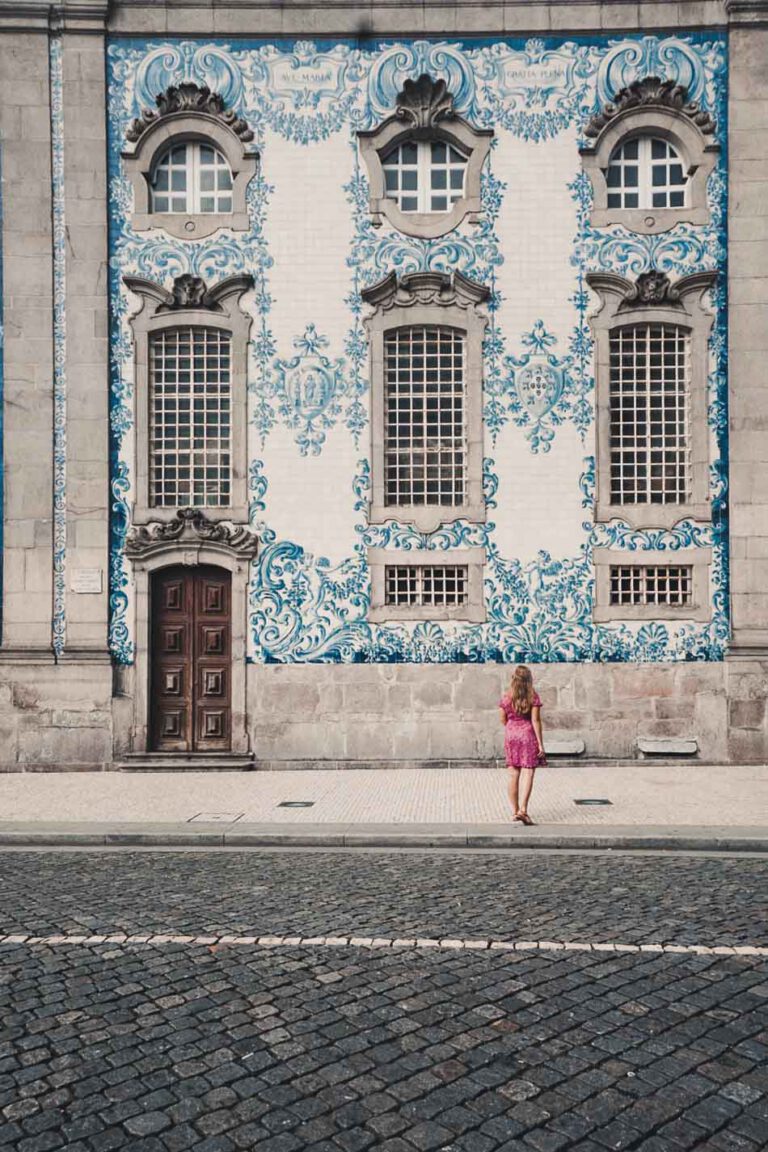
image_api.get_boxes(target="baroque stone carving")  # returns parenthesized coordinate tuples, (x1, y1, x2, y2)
(126, 509, 258, 560)
(395, 74, 456, 129)
(584, 76, 716, 139)
(126, 82, 255, 144)
(361, 270, 490, 313)
(587, 268, 717, 314)
(124, 272, 254, 314)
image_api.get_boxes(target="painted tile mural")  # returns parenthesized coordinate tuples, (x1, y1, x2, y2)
(106, 33, 728, 665)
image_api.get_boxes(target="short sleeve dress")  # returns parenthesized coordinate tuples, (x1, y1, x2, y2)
(499, 691, 542, 769)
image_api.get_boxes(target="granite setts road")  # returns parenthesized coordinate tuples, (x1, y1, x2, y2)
(1, 850, 767, 1152)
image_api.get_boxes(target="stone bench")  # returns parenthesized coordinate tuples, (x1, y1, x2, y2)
(637, 737, 698, 757)
(543, 739, 586, 757)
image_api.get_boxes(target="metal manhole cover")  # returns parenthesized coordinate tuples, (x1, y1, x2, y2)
(188, 812, 245, 823)
(277, 801, 315, 809)
(574, 798, 612, 806)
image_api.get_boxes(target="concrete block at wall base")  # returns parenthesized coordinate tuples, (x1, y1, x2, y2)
(17, 726, 111, 768)
(729, 698, 768, 730)
(728, 729, 768, 764)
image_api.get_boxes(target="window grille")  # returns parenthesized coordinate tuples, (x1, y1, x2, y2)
(609, 565, 693, 607)
(609, 324, 691, 506)
(149, 327, 232, 508)
(150, 142, 233, 214)
(606, 137, 688, 210)
(382, 140, 467, 213)
(385, 565, 468, 607)
(384, 325, 466, 508)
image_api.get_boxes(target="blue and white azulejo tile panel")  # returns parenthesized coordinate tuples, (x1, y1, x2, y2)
(106, 32, 728, 666)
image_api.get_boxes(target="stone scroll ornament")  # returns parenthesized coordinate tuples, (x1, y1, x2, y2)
(126, 509, 258, 560)
(583, 75, 716, 140)
(125, 81, 255, 145)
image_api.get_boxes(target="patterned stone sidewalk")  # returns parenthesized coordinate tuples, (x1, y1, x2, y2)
(0, 764, 767, 827)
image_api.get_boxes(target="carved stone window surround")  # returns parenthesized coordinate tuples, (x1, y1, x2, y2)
(123, 273, 253, 527)
(358, 74, 493, 240)
(124, 510, 258, 755)
(593, 546, 712, 623)
(587, 269, 716, 531)
(362, 270, 489, 534)
(581, 78, 719, 235)
(368, 547, 486, 623)
(122, 84, 259, 240)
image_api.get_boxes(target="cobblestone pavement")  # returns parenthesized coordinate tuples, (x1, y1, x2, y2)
(1, 850, 767, 1152)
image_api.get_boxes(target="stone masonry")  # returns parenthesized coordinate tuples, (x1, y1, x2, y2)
(0, 0, 766, 768)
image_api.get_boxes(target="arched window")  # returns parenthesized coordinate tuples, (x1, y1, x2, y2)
(122, 83, 258, 239)
(381, 141, 468, 215)
(358, 74, 492, 240)
(123, 272, 253, 526)
(149, 326, 232, 508)
(580, 77, 718, 234)
(606, 137, 688, 211)
(150, 142, 233, 215)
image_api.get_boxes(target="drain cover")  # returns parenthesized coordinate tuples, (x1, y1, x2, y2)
(278, 801, 315, 808)
(574, 798, 612, 806)
(188, 812, 244, 823)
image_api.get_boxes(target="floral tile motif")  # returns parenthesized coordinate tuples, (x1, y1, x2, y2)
(106, 32, 729, 666)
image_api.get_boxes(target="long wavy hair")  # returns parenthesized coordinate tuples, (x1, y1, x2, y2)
(508, 665, 535, 716)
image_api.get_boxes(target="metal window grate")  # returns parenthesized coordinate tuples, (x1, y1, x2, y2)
(382, 140, 466, 214)
(384, 325, 466, 508)
(149, 327, 232, 508)
(609, 324, 691, 506)
(606, 137, 688, 210)
(385, 565, 468, 607)
(610, 565, 693, 606)
(151, 141, 233, 214)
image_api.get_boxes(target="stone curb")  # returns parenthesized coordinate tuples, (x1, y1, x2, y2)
(0, 823, 766, 852)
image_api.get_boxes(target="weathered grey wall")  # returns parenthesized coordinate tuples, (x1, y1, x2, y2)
(246, 663, 729, 765)
(724, 4, 768, 762)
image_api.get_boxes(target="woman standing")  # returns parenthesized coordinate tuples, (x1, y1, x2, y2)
(499, 666, 545, 825)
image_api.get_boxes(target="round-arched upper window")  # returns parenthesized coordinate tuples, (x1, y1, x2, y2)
(150, 141, 234, 215)
(381, 140, 467, 215)
(606, 137, 688, 211)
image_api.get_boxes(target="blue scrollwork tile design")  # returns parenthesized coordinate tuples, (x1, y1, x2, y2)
(107, 32, 729, 667)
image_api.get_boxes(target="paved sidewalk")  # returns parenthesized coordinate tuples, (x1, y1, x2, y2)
(0, 763, 766, 850)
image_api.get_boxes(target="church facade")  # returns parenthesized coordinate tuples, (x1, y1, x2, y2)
(0, 0, 766, 768)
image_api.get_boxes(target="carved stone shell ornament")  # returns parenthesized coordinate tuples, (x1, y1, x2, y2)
(395, 73, 457, 129)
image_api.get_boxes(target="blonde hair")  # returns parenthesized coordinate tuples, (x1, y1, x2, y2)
(508, 665, 535, 716)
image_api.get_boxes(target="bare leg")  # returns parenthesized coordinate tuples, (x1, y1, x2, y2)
(518, 767, 536, 817)
(507, 767, 520, 816)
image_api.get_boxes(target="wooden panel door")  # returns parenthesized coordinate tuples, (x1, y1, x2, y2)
(150, 566, 232, 752)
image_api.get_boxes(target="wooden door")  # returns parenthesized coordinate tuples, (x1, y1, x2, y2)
(150, 566, 232, 752)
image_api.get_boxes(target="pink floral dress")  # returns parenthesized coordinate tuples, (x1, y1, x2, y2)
(499, 692, 542, 769)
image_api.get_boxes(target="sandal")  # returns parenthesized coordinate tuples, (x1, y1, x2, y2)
(518, 812, 534, 826)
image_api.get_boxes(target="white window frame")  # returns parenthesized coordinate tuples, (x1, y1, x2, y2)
(581, 83, 718, 235)
(381, 139, 468, 215)
(150, 140, 234, 216)
(606, 136, 689, 212)
(123, 108, 258, 241)
(358, 74, 492, 240)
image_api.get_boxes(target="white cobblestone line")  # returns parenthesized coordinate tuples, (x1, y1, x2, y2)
(0, 934, 765, 956)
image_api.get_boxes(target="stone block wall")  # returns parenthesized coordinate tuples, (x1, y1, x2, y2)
(246, 663, 729, 765)
(0, 663, 113, 771)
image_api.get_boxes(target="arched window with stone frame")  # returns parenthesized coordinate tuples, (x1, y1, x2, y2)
(123, 272, 254, 527)
(358, 74, 493, 240)
(122, 83, 259, 240)
(580, 77, 719, 235)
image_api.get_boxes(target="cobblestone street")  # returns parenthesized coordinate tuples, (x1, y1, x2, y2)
(1, 850, 767, 1152)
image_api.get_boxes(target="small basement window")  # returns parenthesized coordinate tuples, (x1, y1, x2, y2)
(385, 564, 469, 608)
(609, 564, 693, 607)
